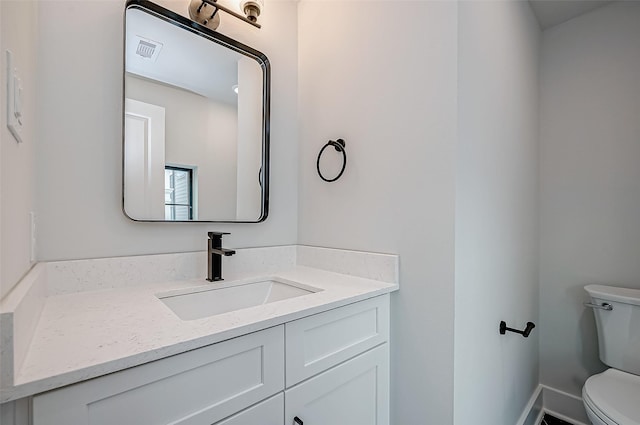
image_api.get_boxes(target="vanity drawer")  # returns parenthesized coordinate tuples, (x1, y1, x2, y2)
(32, 326, 284, 425)
(215, 393, 283, 425)
(285, 294, 389, 386)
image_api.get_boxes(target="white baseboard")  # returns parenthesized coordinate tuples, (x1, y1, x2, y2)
(516, 385, 544, 425)
(515, 384, 592, 425)
(541, 385, 590, 425)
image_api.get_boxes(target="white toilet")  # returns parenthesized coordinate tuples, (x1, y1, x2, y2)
(583, 284, 640, 425)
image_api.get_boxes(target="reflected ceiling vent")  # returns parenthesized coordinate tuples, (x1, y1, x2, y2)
(134, 36, 163, 62)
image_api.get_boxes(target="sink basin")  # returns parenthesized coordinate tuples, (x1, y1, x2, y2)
(157, 277, 320, 320)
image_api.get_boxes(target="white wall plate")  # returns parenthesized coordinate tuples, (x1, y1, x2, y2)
(6, 50, 24, 143)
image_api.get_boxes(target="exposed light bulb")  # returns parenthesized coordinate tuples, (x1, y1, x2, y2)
(232, 85, 238, 94)
(239, 0, 263, 23)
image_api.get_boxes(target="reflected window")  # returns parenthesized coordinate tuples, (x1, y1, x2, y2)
(165, 166, 193, 220)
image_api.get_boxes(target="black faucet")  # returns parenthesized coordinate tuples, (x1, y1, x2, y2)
(207, 232, 236, 282)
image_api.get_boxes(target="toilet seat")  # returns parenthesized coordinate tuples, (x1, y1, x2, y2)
(583, 369, 640, 425)
(584, 390, 617, 425)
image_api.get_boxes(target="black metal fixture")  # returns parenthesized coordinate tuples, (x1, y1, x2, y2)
(189, 0, 262, 30)
(317, 139, 347, 182)
(293, 417, 303, 425)
(499, 321, 535, 338)
(207, 232, 236, 282)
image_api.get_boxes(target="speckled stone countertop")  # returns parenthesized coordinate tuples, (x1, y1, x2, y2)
(0, 246, 398, 403)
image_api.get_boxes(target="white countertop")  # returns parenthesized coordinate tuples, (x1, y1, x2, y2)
(0, 246, 398, 402)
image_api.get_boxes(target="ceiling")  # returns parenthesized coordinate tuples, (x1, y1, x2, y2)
(125, 7, 252, 105)
(528, 0, 615, 30)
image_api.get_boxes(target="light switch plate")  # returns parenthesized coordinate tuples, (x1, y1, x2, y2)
(6, 50, 24, 143)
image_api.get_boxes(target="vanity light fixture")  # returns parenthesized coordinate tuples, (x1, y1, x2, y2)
(240, 0, 263, 23)
(188, 0, 262, 30)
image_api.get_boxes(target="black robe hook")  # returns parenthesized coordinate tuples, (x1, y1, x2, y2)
(499, 321, 535, 338)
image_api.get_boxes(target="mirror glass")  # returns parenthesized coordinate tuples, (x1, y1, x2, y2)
(123, 1, 269, 222)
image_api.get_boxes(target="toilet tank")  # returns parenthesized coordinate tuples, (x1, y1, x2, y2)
(585, 284, 640, 375)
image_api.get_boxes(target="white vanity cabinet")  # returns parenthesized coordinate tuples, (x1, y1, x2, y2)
(215, 394, 283, 425)
(285, 344, 389, 425)
(32, 326, 285, 425)
(284, 295, 390, 425)
(30, 295, 390, 425)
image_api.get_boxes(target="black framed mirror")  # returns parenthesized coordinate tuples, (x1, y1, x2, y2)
(123, 0, 270, 222)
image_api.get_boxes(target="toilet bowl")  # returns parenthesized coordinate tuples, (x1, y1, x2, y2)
(582, 369, 640, 425)
(583, 285, 640, 425)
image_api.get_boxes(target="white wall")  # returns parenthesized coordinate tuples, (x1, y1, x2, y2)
(236, 57, 263, 221)
(15, 1, 634, 422)
(34, 0, 298, 261)
(539, 1, 640, 398)
(0, 1, 38, 299)
(454, 1, 540, 424)
(126, 75, 239, 219)
(0, 0, 3, 301)
(297, 1, 458, 423)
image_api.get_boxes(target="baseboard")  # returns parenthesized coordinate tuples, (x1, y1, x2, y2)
(516, 385, 544, 425)
(541, 385, 590, 425)
(496, 383, 591, 425)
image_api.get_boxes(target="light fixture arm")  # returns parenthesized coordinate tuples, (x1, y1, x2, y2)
(198, 0, 261, 28)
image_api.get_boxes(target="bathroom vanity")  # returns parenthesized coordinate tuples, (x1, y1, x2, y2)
(0, 5, 399, 422)
(0, 246, 398, 425)
(33, 296, 389, 425)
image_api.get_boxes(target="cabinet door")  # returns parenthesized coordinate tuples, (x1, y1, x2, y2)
(33, 326, 284, 425)
(285, 294, 389, 386)
(215, 393, 283, 425)
(285, 344, 389, 425)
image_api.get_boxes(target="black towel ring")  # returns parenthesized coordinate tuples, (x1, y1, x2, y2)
(317, 139, 346, 182)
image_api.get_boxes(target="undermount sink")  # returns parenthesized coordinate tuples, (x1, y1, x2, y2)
(157, 277, 321, 320)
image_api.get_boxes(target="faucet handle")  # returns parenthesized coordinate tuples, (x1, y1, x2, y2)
(208, 232, 230, 238)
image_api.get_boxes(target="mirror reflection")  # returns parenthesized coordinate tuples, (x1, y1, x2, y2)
(123, 2, 269, 222)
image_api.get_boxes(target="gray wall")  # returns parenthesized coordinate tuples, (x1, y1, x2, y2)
(34, 0, 298, 261)
(0, 1, 38, 299)
(539, 1, 640, 397)
(455, 1, 541, 424)
(297, 1, 458, 423)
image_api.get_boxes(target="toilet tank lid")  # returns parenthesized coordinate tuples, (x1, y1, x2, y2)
(585, 284, 640, 306)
